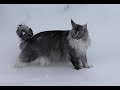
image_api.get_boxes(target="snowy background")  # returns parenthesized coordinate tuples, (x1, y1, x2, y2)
(0, 4, 120, 86)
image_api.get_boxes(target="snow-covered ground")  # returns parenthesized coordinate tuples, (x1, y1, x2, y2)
(0, 4, 120, 86)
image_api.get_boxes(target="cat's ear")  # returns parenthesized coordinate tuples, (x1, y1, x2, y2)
(71, 19, 76, 28)
(83, 24, 87, 30)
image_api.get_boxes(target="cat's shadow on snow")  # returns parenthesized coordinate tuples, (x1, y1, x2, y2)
(15, 62, 72, 69)
(14, 61, 93, 70)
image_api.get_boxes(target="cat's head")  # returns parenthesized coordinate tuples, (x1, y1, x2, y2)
(70, 19, 88, 40)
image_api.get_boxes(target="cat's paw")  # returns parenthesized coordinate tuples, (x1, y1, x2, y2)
(39, 57, 50, 66)
(74, 65, 83, 70)
(84, 64, 93, 68)
(74, 67, 81, 70)
(14, 60, 27, 68)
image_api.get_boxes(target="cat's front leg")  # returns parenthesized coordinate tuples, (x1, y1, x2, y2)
(69, 48, 83, 70)
(70, 56, 83, 70)
(81, 54, 90, 68)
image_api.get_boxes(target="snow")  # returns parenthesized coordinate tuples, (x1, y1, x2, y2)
(0, 4, 120, 86)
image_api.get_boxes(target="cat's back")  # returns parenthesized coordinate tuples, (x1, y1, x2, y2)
(35, 30, 69, 38)
(27, 30, 70, 46)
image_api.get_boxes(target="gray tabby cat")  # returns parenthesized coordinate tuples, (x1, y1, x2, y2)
(15, 19, 91, 70)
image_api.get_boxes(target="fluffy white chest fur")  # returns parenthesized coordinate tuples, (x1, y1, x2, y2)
(69, 38, 90, 55)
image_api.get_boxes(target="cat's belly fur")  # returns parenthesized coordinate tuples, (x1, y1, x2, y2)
(39, 49, 70, 63)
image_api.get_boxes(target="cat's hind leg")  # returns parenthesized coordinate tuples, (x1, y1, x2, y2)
(14, 50, 39, 68)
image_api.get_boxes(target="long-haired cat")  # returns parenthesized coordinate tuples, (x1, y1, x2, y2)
(15, 20, 91, 70)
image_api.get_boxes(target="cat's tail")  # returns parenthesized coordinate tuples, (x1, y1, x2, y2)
(16, 24, 33, 41)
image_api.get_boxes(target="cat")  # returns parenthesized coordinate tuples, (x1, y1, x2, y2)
(15, 19, 91, 70)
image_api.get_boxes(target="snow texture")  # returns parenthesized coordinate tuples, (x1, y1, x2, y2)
(0, 4, 120, 86)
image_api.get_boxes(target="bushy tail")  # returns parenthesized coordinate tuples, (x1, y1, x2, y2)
(16, 24, 33, 41)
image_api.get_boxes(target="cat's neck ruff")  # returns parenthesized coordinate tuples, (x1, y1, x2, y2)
(68, 36, 90, 55)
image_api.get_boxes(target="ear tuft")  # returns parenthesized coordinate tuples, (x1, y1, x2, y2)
(71, 19, 76, 28)
(83, 24, 87, 29)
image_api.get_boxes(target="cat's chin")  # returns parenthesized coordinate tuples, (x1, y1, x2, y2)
(73, 37, 81, 40)
(72, 35, 83, 40)
(76, 37, 81, 40)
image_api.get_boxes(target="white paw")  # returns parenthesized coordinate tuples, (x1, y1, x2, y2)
(14, 60, 27, 68)
(84, 64, 93, 68)
(88, 65, 94, 68)
(38, 57, 50, 66)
